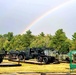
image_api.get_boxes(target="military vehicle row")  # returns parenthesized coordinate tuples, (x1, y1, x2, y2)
(8, 47, 63, 64)
(0, 47, 71, 64)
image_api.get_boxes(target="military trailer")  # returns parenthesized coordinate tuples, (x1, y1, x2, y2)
(17, 47, 59, 64)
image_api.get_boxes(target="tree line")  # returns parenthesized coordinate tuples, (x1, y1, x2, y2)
(0, 29, 76, 53)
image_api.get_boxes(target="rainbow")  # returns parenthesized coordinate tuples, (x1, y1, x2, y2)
(21, 0, 72, 34)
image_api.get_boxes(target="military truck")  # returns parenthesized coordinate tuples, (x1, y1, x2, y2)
(0, 49, 7, 63)
(8, 47, 71, 64)
(17, 47, 59, 64)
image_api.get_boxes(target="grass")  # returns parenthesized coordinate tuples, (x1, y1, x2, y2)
(0, 60, 73, 73)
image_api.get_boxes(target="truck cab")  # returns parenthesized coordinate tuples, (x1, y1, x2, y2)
(18, 48, 44, 60)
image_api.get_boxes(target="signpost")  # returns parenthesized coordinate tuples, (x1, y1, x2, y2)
(68, 50, 76, 72)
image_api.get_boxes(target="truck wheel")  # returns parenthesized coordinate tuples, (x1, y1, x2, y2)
(37, 56, 43, 62)
(18, 55, 24, 60)
(43, 57, 49, 64)
(65, 57, 70, 63)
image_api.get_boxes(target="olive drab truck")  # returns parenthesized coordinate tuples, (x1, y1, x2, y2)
(17, 47, 60, 64)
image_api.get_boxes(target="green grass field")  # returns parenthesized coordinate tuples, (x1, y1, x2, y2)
(0, 60, 75, 73)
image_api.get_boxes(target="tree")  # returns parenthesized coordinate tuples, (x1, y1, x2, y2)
(51, 29, 67, 50)
(3, 32, 13, 41)
(21, 30, 35, 49)
(72, 32, 76, 40)
(26, 30, 32, 36)
(59, 42, 71, 54)
(7, 32, 13, 41)
(0, 29, 75, 52)
(10, 34, 24, 50)
(0, 34, 2, 38)
(72, 32, 76, 49)
(30, 33, 52, 48)
(0, 38, 6, 50)
(40, 32, 45, 37)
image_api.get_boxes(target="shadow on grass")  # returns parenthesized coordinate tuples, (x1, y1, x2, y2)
(0, 63, 21, 67)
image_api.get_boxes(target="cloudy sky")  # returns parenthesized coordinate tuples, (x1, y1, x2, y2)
(0, 0, 76, 39)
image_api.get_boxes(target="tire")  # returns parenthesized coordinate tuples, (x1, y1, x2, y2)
(43, 57, 49, 64)
(65, 57, 70, 63)
(18, 54, 24, 60)
(37, 56, 43, 62)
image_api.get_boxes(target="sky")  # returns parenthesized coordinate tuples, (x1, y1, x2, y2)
(0, 0, 76, 39)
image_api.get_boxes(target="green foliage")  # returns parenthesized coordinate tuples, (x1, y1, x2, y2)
(51, 29, 67, 50)
(59, 42, 71, 53)
(3, 32, 13, 41)
(0, 29, 75, 53)
(72, 32, 76, 49)
(40, 32, 45, 37)
(0, 38, 6, 50)
(72, 32, 76, 40)
(30, 32, 52, 48)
